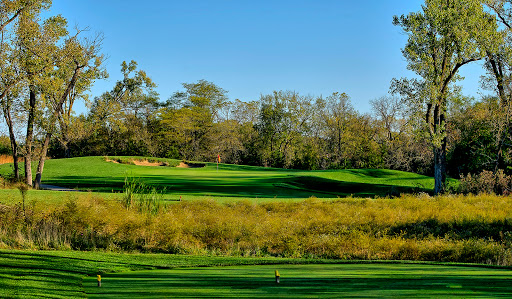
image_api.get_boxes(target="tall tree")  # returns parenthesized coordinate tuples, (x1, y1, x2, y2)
(159, 80, 227, 160)
(88, 60, 157, 157)
(320, 92, 357, 168)
(393, 0, 498, 194)
(477, 0, 512, 172)
(17, 12, 69, 186)
(0, 0, 52, 180)
(33, 32, 106, 188)
(255, 91, 314, 168)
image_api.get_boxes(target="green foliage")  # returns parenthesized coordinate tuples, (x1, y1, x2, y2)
(122, 175, 164, 214)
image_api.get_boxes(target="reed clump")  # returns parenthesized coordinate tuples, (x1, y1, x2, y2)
(1, 193, 512, 265)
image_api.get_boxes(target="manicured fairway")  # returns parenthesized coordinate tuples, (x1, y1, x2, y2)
(0, 250, 305, 298)
(3, 250, 511, 298)
(0, 156, 436, 199)
(84, 263, 512, 298)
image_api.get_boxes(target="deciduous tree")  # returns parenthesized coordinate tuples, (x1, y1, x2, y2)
(393, 0, 497, 194)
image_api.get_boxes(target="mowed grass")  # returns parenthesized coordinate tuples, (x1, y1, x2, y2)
(85, 263, 512, 298)
(0, 156, 435, 199)
(2, 250, 511, 298)
(0, 250, 307, 298)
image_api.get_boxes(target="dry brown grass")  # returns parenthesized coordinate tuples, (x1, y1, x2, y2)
(1, 193, 512, 265)
(0, 155, 46, 165)
(0, 155, 19, 164)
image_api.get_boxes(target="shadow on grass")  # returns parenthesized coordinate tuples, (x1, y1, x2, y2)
(283, 176, 430, 198)
(345, 169, 402, 178)
(42, 173, 430, 198)
(389, 218, 512, 241)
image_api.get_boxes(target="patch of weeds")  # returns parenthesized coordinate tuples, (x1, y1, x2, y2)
(122, 176, 166, 214)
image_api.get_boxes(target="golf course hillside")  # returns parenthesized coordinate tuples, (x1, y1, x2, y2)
(0, 156, 434, 199)
(0, 157, 511, 297)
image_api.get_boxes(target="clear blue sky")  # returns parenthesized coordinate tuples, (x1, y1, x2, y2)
(47, 0, 486, 114)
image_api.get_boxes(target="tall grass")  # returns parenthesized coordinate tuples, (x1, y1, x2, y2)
(1, 193, 512, 265)
(122, 176, 164, 214)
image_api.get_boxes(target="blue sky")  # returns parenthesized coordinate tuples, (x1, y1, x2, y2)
(47, 0, 486, 114)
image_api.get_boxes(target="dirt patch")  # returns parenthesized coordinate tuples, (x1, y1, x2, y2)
(177, 162, 206, 168)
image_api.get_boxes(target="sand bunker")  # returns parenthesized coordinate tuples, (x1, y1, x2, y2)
(177, 162, 206, 168)
(105, 158, 205, 168)
(106, 158, 168, 166)
(131, 160, 168, 167)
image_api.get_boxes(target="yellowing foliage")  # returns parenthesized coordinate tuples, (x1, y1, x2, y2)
(1, 193, 512, 265)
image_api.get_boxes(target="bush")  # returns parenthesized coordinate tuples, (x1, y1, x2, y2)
(458, 169, 512, 195)
(1, 193, 512, 265)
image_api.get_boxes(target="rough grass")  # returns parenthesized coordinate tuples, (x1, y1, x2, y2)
(0, 156, 435, 198)
(1, 192, 512, 265)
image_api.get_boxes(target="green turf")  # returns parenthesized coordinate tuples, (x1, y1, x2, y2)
(84, 263, 512, 298)
(0, 250, 305, 298)
(0, 156, 435, 199)
(2, 250, 511, 298)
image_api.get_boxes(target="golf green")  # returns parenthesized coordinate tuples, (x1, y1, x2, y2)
(84, 263, 512, 298)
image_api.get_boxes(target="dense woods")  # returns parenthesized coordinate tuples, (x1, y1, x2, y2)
(3, 0, 512, 194)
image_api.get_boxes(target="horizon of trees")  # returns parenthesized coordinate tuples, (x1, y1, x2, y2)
(2, 0, 512, 194)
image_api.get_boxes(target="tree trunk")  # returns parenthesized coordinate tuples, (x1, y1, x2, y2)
(3, 107, 19, 180)
(24, 87, 36, 186)
(433, 140, 447, 195)
(34, 132, 51, 189)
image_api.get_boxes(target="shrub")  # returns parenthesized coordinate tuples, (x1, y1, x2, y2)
(458, 169, 512, 195)
(122, 176, 164, 214)
(1, 193, 512, 265)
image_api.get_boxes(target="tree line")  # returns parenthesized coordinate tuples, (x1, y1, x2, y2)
(3, 0, 512, 194)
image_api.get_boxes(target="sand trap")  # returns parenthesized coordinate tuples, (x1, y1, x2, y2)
(131, 160, 168, 167)
(105, 158, 205, 168)
(106, 158, 168, 166)
(177, 162, 206, 168)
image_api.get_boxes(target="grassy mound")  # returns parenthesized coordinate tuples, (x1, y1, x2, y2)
(0, 156, 434, 199)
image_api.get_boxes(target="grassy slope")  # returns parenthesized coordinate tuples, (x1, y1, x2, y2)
(0, 156, 435, 199)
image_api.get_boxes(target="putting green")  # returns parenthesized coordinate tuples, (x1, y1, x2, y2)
(84, 263, 512, 298)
